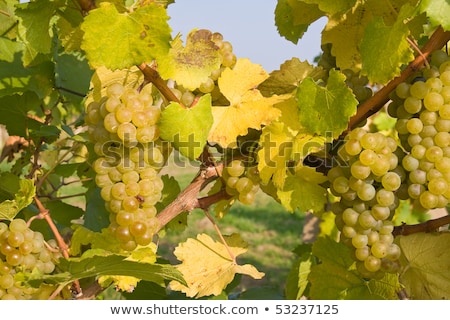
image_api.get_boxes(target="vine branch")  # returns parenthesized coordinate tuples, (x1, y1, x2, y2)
(393, 214, 450, 236)
(155, 162, 224, 233)
(33, 196, 82, 296)
(347, 26, 450, 130)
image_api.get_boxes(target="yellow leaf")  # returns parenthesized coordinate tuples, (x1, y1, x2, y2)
(208, 58, 288, 148)
(170, 233, 264, 298)
(398, 232, 450, 299)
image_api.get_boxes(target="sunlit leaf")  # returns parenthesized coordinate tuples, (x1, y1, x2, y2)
(208, 58, 287, 148)
(170, 233, 264, 298)
(398, 232, 450, 299)
(158, 29, 222, 90)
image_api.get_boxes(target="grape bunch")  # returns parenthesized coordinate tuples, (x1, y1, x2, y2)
(173, 31, 237, 107)
(223, 159, 260, 205)
(85, 84, 167, 251)
(389, 50, 450, 211)
(0, 219, 61, 299)
(328, 128, 403, 278)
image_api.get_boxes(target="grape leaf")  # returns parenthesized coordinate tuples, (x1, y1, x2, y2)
(0, 179, 35, 221)
(0, 0, 17, 38)
(208, 58, 287, 148)
(277, 167, 327, 213)
(158, 29, 222, 90)
(258, 58, 326, 96)
(84, 187, 111, 232)
(0, 55, 54, 98)
(257, 122, 295, 188)
(159, 94, 213, 160)
(285, 246, 314, 299)
(170, 233, 264, 298)
(0, 172, 20, 202)
(300, 0, 357, 15)
(55, 52, 93, 104)
(296, 69, 358, 139)
(44, 201, 84, 227)
(56, 4, 84, 52)
(321, 2, 373, 71)
(398, 232, 450, 299)
(81, 2, 171, 70)
(16, 0, 57, 66)
(24, 249, 185, 288)
(309, 237, 401, 299)
(274, 0, 324, 44)
(0, 38, 22, 62)
(419, 0, 450, 31)
(360, 7, 414, 84)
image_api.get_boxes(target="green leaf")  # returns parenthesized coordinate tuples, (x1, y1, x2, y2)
(0, 179, 35, 221)
(158, 29, 222, 91)
(274, 0, 324, 44)
(30, 124, 61, 143)
(56, 3, 84, 52)
(16, 0, 57, 66)
(0, 0, 17, 37)
(419, 0, 450, 31)
(44, 201, 84, 227)
(81, 2, 171, 70)
(53, 163, 81, 178)
(285, 244, 314, 299)
(0, 38, 22, 62)
(360, 7, 414, 84)
(321, 2, 372, 70)
(25, 250, 185, 288)
(258, 58, 326, 96)
(309, 237, 401, 299)
(55, 52, 93, 104)
(0, 56, 54, 98)
(398, 232, 450, 299)
(296, 69, 358, 139)
(84, 187, 110, 232)
(300, 0, 357, 15)
(0, 172, 20, 202)
(159, 94, 213, 160)
(276, 168, 327, 213)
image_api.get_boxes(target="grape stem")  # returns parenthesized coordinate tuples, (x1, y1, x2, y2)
(33, 196, 82, 297)
(393, 214, 450, 236)
(347, 26, 450, 130)
(137, 62, 186, 108)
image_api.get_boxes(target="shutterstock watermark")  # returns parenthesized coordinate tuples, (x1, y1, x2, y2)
(94, 132, 342, 170)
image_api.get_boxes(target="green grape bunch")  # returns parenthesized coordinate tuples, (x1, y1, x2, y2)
(86, 84, 168, 251)
(222, 159, 261, 205)
(328, 128, 403, 278)
(0, 219, 61, 300)
(389, 50, 450, 211)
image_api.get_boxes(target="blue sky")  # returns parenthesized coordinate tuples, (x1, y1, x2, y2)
(167, 0, 327, 72)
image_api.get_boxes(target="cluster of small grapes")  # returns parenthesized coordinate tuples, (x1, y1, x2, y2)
(389, 50, 450, 211)
(173, 31, 237, 107)
(342, 69, 373, 104)
(0, 219, 61, 299)
(328, 129, 403, 278)
(223, 159, 260, 205)
(86, 84, 167, 251)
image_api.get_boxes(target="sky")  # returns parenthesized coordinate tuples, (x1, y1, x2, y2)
(166, 0, 327, 72)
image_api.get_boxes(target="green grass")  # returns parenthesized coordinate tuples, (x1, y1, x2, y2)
(157, 154, 306, 296)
